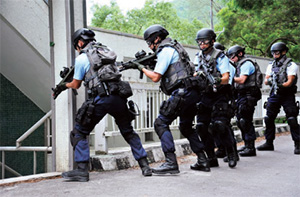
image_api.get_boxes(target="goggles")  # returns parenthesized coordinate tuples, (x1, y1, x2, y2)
(271, 51, 281, 55)
(196, 39, 210, 45)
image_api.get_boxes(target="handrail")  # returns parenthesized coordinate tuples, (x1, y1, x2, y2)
(16, 111, 52, 148)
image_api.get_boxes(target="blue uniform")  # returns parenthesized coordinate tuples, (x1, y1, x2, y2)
(194, 50, 236, 152)
(154, 46, 206, 154)
(72, 52, 147, 163)
(235, 60, 261, 142)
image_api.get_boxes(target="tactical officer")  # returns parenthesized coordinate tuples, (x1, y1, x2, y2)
(135, 24, 210, 174)
(228, 45, 262, 157)
(194, 28, 237, 168)
(53, 28, 152, 181)
(257, 42, 300, 154)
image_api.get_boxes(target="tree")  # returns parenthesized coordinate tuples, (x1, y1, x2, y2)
(90, 0, 204, 45)
(216, 0, 300, 61)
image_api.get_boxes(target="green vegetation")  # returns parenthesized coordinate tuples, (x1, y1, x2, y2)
(90, 0, 300, 61)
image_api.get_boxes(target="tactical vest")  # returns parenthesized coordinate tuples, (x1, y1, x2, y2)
(235, 57, 262, 90)
(197, 48, 224, 92)
(271, 55, 297, 91)
(156, 38, 195, 95)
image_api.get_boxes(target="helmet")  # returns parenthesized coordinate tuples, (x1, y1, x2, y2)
(227, 45, 245, 58)
(72, 28, 95, 49)
(195, 28, 216, 42)
(214, 42, 225, 51)
(143, 24, 169, 41)
(271, 42, 289, 53)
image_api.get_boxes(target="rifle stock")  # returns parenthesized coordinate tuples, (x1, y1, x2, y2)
(201, 64, 217, 92)
(270, 72, 278, 95)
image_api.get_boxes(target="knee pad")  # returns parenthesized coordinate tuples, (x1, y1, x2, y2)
(70, 129, 87, 149)
(237, 118, 249, 132)
(287, 117, 299, 130)
(154, 117, 168, 139)
(211, 120, 227, 135)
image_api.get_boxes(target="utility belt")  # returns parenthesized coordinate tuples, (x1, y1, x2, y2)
(89, 80, 133, 99)
(161, 76, 204, 95)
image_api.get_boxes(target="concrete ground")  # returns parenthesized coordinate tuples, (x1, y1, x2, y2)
(0, 133, 299, 197)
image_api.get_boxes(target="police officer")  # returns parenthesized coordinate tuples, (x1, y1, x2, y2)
(194, 28, 237, 168)
(136, 24, 210, 174)
(53, 28, 152, 181)
(228, 45, 262, 157)
(257, 42, 300, 155)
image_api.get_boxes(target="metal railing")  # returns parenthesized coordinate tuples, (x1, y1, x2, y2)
(91, 82, 292, 154)
(0, 111, 52, 179)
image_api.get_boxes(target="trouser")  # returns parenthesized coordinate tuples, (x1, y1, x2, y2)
(154, 88, 205, 153)
(236, 94, 259, 141)
(265, 93, 300, 141)
(73, 95, 147, 163)
(196, 92, 235, 151)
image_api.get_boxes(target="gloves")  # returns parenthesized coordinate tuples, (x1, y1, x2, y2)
(277, 83, 284, 88)
(214, 77, 222, 85)
(52, 82, 68, 99)
(132, 62, 145, 71)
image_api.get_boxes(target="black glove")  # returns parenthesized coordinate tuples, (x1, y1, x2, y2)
(267, 78, 273, 86)
(52, 82, 68, 99)
(214, 77, 222, 85)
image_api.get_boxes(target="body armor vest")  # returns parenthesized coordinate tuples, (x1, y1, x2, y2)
(197, 48, 223, 92)
(156, 38, 195, 95)
(271, 55, 297, 91)
(235, 58, 258, 90)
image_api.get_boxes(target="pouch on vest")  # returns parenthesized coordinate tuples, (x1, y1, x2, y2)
(118, 81, 133, 98)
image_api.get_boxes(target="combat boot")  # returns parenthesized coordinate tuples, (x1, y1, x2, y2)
(226, 147, 237, 168)
(138, 157, 152, 176)
(215, 146, 226, 158)
(257, 140, 274, 151)
(294, 141, 300, 155)
(152, 152, 180, 174)
(206, 150, 219, 167)
(239, 140, 256, 157)
(190, 151, 210, 172)
(62, 162, 89, 182)
(223, 143, 239, 162)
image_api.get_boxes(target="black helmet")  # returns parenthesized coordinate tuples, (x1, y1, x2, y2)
(227, 45, 245, 58)
(72, 28, 95, 49)
(195, 28, 216, 42)
(271, 42, 289, 53)
(214, 42, 225, 51)
(143, 24, 169, 41)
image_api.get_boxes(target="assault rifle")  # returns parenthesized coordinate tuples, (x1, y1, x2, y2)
(52, 66, 77, 99)
(200, 64, 218, 92)
(118, 50, 157, 79)
(270, 71, 279, 95)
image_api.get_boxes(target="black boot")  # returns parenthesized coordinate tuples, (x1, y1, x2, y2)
(294, 141, 300, 155)
(62, 162, 89, 182)
(138, 158, 152, 176)
(239, 140, 256, 156)
(223, 143, 239, 162)
(257, 140, 274, 151)
(190, 151, 210, 172)
(152, 152, 180, 174)
(206, 150, 219, 167)
(226, 147, 237, 168)
(215, 146, 226, 158)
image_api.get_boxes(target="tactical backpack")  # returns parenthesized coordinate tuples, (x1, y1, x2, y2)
(238, 58, 263, 88)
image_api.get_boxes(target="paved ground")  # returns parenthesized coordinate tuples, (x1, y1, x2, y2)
(0, 134, 299, 197)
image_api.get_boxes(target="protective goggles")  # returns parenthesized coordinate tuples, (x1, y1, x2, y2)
(271, 51, 281, 55)
(196, 39, 210, 45)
